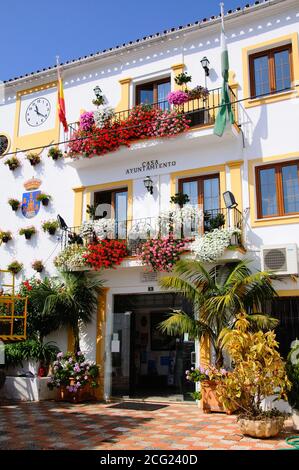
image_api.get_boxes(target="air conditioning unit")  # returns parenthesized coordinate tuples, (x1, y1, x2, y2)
(261, 244, 298, 275)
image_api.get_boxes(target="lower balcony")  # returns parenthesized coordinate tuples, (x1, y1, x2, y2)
(56, 207, 244, 272)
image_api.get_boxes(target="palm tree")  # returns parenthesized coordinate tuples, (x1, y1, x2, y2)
(159, 260, 279, 367)
(40, 272, 103, 352)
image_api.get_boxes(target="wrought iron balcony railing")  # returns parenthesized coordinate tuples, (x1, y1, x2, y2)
(65, 86, 238, 142)
(60, 207, 243, 256)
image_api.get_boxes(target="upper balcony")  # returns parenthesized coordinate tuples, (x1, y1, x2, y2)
(64, 86, 239, 167)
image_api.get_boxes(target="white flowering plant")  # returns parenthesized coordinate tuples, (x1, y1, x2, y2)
(94, 106, 115, 128)
(159, 205, 203, 238)
(80, 219, 115, 240)
(190, 228, 241, 263)
(54, 244, 88, 270)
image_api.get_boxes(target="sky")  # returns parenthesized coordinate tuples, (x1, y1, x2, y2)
(2, 0, 247, 82)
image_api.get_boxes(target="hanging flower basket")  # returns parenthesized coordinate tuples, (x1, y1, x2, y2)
(8, 198, 21, 211)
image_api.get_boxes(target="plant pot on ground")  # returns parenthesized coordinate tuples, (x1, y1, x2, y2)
(48, 147, 63, 161)
(4, 157, 20, 171)
(26, 152, 41, 166)
(19, 226, 36, 240)
(32, 260, 44, 273)
(8, 198, 20, 211)
(286, 340, 299, 431)
(37, 193, 51, 206)
(216, 314, 291, 438)
(7, 260, 23, 274)
(0, 231, 12, 243)
(42, 220, 59, 235)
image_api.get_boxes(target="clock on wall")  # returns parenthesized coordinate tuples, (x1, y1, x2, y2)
(25, 98, 51, 127)
(0, 134, 9, 156)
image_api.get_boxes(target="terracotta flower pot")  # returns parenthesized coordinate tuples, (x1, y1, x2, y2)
(201, 380, 224, 413)
(238, 417, 285, 438)
(292, 409, 299, 431)
(56, 381, 95, 403)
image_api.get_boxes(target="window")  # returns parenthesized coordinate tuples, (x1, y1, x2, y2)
(256, 161, 299, 218)
(94, 188, 128, 238)
(179, 174, 220, 232)
(136, 78, 171, 110)
(249, 45, 292, 98)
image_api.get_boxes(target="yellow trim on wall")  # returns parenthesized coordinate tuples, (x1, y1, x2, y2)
(277, 290, 299, 297)
(242, 33, 299, 108)
(248, 151, 299, 227)
(171, 63, 185, 91)
(0, 131, 11, 158)
(94, 287, 109, 400)
(115, 78, 132, 113)
(74, 180, 133, 226)
(227, 160, 243, 211)
(12, 81, 60, 153)
(170, 164, 226, 206)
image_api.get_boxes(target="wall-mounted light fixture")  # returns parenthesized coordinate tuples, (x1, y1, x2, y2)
(93, 85, 102, 100)
(200, 56, 210, 77)
(223, 191, 238, 209)
(144, 176, 154, 195)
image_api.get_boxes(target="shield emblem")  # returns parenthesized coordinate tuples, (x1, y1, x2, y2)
(21, 190, 41, 218)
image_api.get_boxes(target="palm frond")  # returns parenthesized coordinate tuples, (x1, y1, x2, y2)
(245, 313, 279, 331)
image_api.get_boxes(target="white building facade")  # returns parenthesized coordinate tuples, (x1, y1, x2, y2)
(0, 0, 299, 400)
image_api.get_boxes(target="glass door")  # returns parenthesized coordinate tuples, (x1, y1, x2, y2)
(114, 190, 128, 239)
(111, 312, 133, 397)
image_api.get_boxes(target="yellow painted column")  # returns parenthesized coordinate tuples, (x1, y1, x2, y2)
(226, 160, 243, 211)
(115, 78, 132, 113)
(73, 187, 85, 227)
(228, 70, 239, 126)
(171, 63, 185, 90)
(95, 288, 109, 400)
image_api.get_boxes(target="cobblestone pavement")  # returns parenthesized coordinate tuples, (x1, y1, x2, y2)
(0, 401, 297, 450)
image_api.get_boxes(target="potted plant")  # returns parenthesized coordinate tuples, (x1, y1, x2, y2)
(47, 351, 100, 403)
(48, 147, 63, 161)
(188, 86, 210, 100)
(216, 314, 291, 438)
(167, 90, 189, 107)
(42, 219, 59, 235)
(4, 156, 20, 171)
(170, 192, 190, 208)
(186, 365, 234, 413)
(37, 193, 52, 206)
(204, 211, 225, 231)
(32, 260, 44, 273)
(174, 72, 192, 90)
(86, 204, 97, 221)
(7, 260, 23, 274)
(19, 226, 36, 240)
(286, 340, 299, 431)
(26, 152, 41, 166)
(139, 236, 187, 272)
(8, 198, 21, 211)
(0, 230, 12, 243)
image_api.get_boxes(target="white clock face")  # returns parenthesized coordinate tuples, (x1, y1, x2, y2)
(25, 98, 51, 127)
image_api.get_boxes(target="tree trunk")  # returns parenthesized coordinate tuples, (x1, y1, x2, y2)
(72, 322, 80, 353)
(215, 348, 224, 369)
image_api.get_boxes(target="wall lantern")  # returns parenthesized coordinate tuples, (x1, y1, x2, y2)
(144, 176, 154, 195)
(223, 191, 238, 209)
(93, 85, 102, 100)
(200, 56, 210, 76)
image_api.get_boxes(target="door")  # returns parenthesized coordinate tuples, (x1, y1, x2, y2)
(111, 312, 133, 396)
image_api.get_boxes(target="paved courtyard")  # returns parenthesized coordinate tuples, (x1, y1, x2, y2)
(0, 400, 298, 450)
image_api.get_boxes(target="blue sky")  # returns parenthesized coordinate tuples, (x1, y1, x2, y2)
(2, 0, 246, 81)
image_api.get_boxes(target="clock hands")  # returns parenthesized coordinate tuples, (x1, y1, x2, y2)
(33, 104, 46, 119)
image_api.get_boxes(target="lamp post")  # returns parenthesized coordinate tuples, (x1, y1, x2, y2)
(93, 85, 102, 100)
(200, 56, 210, 88)
(144, 176, 154, 195)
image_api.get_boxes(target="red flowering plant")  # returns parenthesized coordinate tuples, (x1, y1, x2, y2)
(139, 236, 188, 272)
(83, 239, 128, 270)
(67, 104, 190, 159)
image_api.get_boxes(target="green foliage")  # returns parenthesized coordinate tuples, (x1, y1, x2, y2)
(42, 220, 59, 234)
(174, 72, 192, 86)
(8, 198, 20, 210)
(19, 226, 36, 237)
(26, 152, 41, 165)
(286, 341, 299, 410)
(159, 260, 278, 366)
(7, 260, 23, 274)
(170, 192, 190, 207)
(4, 339, 59, 367)
(32, 260, 44, 272)
(204, 212, 225, 231)
(0, 230, 12, 242)
(190, 391, 202, 401)
(86, 204, 97, 220)
(48, 147, 63, 160)
(4, 157, 20, 171)
(36, 193, 51, 202)
(217, 314, 291, 418)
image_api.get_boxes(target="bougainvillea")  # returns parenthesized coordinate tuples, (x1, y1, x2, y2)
(79, 111, 95, 131)
(139, 236, 187, 272)
(83, 239, 128, 269)
(67, 105, 190, 158)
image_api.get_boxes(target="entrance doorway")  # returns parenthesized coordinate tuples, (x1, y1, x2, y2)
(111, 293, 195, 400)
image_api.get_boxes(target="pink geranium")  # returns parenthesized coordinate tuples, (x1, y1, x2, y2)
(79, 111, 95, 131)
(167, 90, 189, 106)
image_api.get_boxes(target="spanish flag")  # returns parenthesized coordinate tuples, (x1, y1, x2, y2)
(56, 57, 68, 133)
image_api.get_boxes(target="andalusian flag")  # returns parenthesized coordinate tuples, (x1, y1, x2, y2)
(56, 57, 68, 133)
(213, 3, 234, 137)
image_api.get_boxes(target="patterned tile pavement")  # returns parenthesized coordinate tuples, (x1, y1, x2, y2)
(0, 400, 298, 450)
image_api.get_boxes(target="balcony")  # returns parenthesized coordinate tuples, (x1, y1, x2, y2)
(59, 207, 243, 269)
(65, 86, 239, 151)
